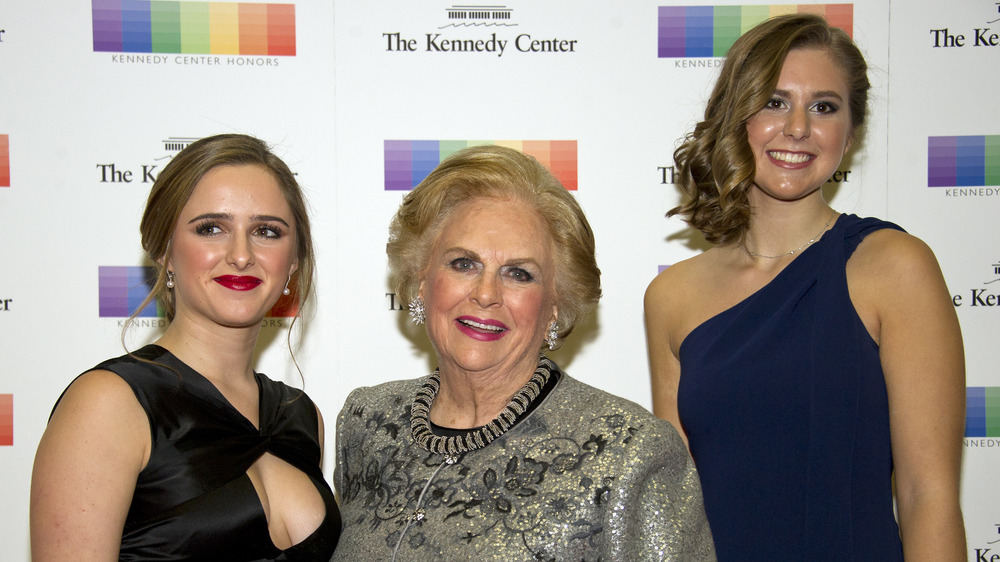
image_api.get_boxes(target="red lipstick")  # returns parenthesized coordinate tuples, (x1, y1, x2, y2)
(455, 316, 508, 342)
(214, 275, 262, 291)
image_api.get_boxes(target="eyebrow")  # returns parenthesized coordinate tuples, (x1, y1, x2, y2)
(443, 247, 542, 268)
(188, 212, 290, 226)
(774, 88, 844, 101)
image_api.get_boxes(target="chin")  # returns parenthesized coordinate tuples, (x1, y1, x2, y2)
(213, 308, 271, 329)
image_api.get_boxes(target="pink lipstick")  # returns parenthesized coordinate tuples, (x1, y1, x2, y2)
(214, 275, 262, 291)
(455, 316, 508, 342)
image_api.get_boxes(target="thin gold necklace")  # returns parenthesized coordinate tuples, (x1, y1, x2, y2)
(744, 216, 834, 259)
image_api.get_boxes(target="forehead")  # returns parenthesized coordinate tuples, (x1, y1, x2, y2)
(181, 164, 290, 215)
(435, 197, 553, 258)
(778, 47, 849, 93)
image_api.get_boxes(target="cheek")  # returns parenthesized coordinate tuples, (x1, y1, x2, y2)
(509, 288, 549, 326)
(169, 239, 218, 273)
(254, 241, 298, 270)
(427, 273, 464, 311)
(745, 118, 772, 157)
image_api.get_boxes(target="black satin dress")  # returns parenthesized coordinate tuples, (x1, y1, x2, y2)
(57, 345, 341, 561)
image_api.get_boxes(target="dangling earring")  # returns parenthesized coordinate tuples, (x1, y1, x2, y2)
(283, 275, 291, 296)
(545, 321, 559, 350)
(166, 270, 175, 289)
(408, 297, 426, 325)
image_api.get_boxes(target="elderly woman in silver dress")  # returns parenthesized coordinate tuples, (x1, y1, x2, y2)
(332, 145, 715, 561)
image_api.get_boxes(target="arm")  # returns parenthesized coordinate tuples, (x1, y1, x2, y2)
(30, 370, 150, 562)
(644, 274, 688, 445)
(852, 231, 966, 560)
(605, 421, 716, 561)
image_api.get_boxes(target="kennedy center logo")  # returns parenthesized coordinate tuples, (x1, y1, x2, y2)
(658, 4, 852, 58)
(99, 266, 162, 318)
(928, 135, 1000, 188)
(966, 387, 1000, 438)
(92, 0, 295, 56)
(382, 4, 579, 57)
(384, 140, 577, 191)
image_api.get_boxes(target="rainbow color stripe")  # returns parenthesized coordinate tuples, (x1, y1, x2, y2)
(99, 266, 163, 317)
(0, 395, 11, 446)
(966, 387, 1000, 437)
(92, 0, 295, 55)
(658, 4, 853, 58)
(928, 136, 1000, 187)
(0, 135, 9, 187)
(384, 140, 578, 191)
(98, 265, 296, 318)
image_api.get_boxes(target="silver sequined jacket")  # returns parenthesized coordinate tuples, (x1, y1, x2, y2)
(331, 361, 716, 561)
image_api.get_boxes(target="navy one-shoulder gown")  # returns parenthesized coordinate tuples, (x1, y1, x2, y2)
(678, 214, 905, 561)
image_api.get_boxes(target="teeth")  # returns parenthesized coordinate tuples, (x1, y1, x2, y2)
(460, 319, 504, 332)
(769, 151, 811, 164)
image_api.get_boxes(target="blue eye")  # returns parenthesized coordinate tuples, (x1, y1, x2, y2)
(507, 268, 534, 282)
(450, 258, 477, 271)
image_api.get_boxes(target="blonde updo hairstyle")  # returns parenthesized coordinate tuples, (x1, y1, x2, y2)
(387, 145, 601, 346)
(669, 13, 870, 244)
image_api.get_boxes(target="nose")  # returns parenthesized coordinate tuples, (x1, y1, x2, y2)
(226, 234, 255, 269)
(471, 273, 502, 308)
(783, 106, 811, 140)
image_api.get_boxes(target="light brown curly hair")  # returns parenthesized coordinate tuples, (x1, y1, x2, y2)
(669, 13, 870, 244)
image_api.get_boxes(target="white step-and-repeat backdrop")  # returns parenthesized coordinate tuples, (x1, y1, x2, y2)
(1, 1, 997, 558)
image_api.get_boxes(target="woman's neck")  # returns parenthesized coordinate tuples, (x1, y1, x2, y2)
(155, 313, 260, 387)
(430, 361, 539, 429)
(741, 198, 837, 260)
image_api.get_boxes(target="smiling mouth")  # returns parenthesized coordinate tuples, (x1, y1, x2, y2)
(458, 318, 507, 333)
(768, 151, 813, 164)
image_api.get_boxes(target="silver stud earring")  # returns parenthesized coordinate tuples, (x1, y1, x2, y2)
(283, 275, 291, 296)
(408, 297, 426, 325)
(166, 271, 175, 289)
(545, 321, 559, 350)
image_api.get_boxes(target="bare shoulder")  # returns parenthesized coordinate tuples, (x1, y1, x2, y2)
(645, 250, 716, 309)
(645, 250, 724, 363)
(49, 369, 144, 425)
(848, 229, 945, 292)
(847, 228, 953, 345)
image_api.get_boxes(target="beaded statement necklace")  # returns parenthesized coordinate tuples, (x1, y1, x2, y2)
(411, 356, 554, 456)
(743, 216, 834, 259)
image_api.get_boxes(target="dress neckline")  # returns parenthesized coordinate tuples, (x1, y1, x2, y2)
(137, 344, 333, 557)
(679, 213, 846, 356)
(140, 344, 266, 433)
